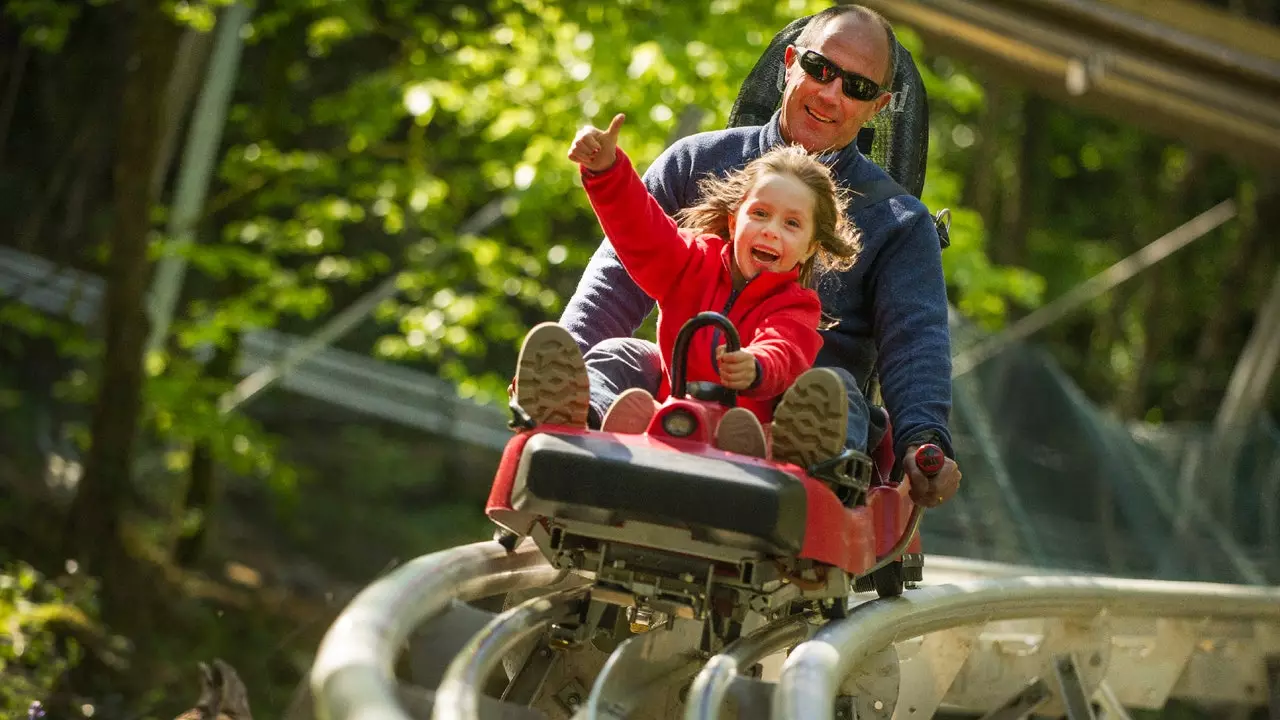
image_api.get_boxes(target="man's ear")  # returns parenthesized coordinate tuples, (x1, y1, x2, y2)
(727, 211, 737, 237)
(783, 44, 798, 68)
(871, 91, 893, 116)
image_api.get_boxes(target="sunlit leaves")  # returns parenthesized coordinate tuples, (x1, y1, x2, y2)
(163, 0, 235, 32)
(195, 0, 1024, 411)
(144, 357, 299, 497)
(0, 562, 99, 716)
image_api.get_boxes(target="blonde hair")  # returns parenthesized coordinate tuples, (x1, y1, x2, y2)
(675, 144, 861, 291)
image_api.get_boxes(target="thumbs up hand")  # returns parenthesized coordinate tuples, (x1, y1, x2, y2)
(568, 113, 625, 173)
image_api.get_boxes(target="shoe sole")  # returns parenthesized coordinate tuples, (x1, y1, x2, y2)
(515, 323, 589, 427)
(601, 387, 657, 434)
(771, 368, 848, 469)
(716, 407, 768, 458)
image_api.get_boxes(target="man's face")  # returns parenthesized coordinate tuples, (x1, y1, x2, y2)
(778, 14, 894, 154)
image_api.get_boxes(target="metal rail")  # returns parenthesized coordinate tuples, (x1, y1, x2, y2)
(310, 538, 561, 720)
(774, 575, 1280, 720)
(684, 615, 812, 720)
(309, 544, 1280, 720)
(433, 585, 589, 720)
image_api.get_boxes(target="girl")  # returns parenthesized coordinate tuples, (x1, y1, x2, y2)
(514, 113, 859, 461)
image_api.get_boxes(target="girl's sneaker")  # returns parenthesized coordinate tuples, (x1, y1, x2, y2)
(601, 387, 659, 434)
(514, 323, 590, 427)
(715, 407, 768, 459)
(770, 368, 849, 470)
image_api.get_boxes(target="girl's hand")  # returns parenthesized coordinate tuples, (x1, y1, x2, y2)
(568, 114, 625, 173)
(716, 345, 757, 390)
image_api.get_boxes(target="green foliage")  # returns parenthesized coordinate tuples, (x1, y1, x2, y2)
(206, 0, 1037, 410)
(163, 0, 237, 32)
(896, 28, 1046, 330)
(1, 0, 230, 57)
(144, 354, 299, 500)
(0, 563, 98, 715)
(0, 305, 96, 362)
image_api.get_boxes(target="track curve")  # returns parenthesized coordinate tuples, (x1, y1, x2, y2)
(308, 541, 1280, 720)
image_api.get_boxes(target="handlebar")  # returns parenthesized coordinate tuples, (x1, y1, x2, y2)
(857, 444, 947, 580)
(914, 444, 945, 477)
(671, 312, 741, 403)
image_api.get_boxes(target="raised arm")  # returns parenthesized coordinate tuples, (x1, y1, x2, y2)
(577, 146, 700, 304)
(559, 123, 697, 353)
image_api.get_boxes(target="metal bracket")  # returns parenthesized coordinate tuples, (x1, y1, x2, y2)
(840, 644, 900, 719)
(556, 677, 590, 715)
(724, 676, 775, 720)
(834, 694, 857, 720)
(501, 643, 560, 706)
(1052, 653, 1098, 720)
(978, 677, 1053, 720)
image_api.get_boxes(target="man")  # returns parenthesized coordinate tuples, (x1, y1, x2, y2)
(559, 4, 961, 508)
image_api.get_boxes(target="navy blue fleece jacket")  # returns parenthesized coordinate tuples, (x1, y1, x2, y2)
(560, 110, 954, 462)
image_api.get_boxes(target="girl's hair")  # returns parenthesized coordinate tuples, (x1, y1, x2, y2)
(674, 145, 861, 293)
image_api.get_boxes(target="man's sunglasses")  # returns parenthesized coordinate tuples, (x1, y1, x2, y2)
(792, 46, 888, 102)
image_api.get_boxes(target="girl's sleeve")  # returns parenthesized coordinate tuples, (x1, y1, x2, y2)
(741, 292, 825, 400)
(581, 148, 698, 304)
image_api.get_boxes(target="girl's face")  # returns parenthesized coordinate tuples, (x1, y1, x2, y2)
(728, 171, 818, 282)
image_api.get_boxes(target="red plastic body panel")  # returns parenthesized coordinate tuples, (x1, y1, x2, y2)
(795, 470, 876, 573)
(485, 399, 921, 575)
(869, 482, 921, 556)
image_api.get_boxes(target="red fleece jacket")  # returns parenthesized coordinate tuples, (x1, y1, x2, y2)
(581, 148, 824, 425)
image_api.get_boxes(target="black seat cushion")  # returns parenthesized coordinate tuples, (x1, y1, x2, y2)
(512, 433, 807, 554)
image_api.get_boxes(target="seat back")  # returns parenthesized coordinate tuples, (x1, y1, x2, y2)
(726, 13, 931, 199)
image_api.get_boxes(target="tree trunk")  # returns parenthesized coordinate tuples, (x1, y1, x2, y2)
(996, 92, 1045, 271)
(1117, 150, 1202, 420)
(174, 334, 240, 567)
(63, 0, 181, 593)
(963, 74, 1004, 229)
(0, 41, 29, 166)
(1178, 174, 1273, 420)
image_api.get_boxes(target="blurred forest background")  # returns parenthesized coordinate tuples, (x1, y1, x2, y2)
(0, 0, 1277, 717)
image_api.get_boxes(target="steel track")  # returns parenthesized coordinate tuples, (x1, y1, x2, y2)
(309, 539, 1280, 720)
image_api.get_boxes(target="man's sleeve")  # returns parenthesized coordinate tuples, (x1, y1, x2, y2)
(558, 141, 694, 354)
(869, 210, 955, 464)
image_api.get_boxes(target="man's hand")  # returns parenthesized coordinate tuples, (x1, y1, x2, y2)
(568, 114, 625, 173)
(905, 444, 961, 508)
(715, 345, 757, 390)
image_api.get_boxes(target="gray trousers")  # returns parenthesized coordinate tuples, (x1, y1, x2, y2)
(584, 337, 873, 452)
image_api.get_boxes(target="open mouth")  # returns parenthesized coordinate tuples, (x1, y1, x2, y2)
(805, 105, 836, 124)
(751, 247, 781, 264)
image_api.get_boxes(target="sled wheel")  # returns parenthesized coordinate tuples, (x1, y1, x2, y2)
(873, 561, 904, 599)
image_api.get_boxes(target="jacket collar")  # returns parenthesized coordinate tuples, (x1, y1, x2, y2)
(760, 109, 863, 179)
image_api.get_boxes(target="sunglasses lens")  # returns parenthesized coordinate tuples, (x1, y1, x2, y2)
(799, 52, 834, 83)
(798, 50, 882, 102)
(845, 76, 880, 101)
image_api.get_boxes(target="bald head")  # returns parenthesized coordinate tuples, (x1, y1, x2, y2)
(795, 5, 897, 87)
